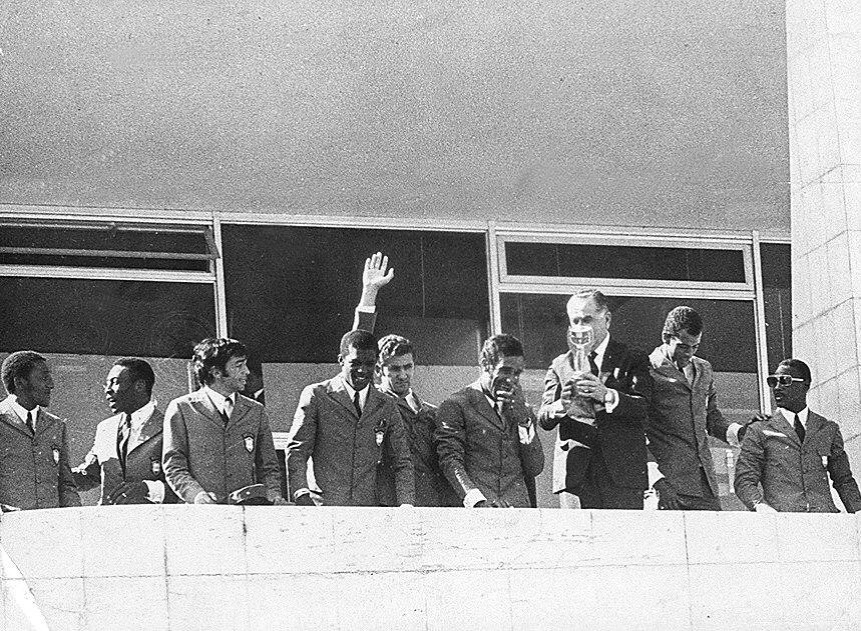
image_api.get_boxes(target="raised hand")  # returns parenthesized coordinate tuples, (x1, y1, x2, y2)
(362, 252, 394, 292)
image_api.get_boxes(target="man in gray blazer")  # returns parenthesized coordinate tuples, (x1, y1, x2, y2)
(647, 306, 748, 510)
(163, 338, 285, 504)
(286, 329, 415, 506)
(436, 334, 544, 508)
(0, 351, 80, 510)
(735, 358, 861, 513)
(74, 358, 178, 505)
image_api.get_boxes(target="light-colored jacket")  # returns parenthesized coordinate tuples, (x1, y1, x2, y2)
(0, 397, 80, 509)
(163, 390, 282, 503)
(286, 375, 415, 506)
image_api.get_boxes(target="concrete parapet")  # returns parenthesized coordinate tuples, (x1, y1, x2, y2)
(1, 506, 860, 630)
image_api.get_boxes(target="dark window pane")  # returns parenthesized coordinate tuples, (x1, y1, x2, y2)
(760, 243, 791, 289)
(501, 293, 757, 372)
(222, 225, 489, 365)
(759, 244, 791, 369)
(0, 278, 215, 358)
(506, 242, 746, 283)
(0, 225, 211, 271)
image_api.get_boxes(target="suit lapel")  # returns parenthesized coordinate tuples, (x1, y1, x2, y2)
(363, 387, 387, 420)
(804, 410, 825, 441)
(0, 399, 35, 439)
(771, 410, 801, 446)
(226, 396, 250, 429)
(189, 390, 224, 429)
(469, 381, 505, 431)
(649, 346, 691, 391)
(327, 376, 360, 419)
(128, 408, 163, 455)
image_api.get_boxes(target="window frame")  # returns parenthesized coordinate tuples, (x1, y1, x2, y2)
(0, 205, 791, 416)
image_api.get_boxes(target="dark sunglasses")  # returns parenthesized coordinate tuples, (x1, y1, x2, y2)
(766, 375, 806, 388)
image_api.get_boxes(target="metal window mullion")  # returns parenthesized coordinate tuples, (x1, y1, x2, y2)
(212, 217, 229, 338)
(752, 230, 772, 415)
(487, 221, 503, 336)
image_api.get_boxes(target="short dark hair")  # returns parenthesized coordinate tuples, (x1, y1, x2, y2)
(192, 338, 248, 385)
(777, 358, 812, 384)
(1, 351, 47, 395)
(114, 358, 156, 396)
(662, 306, 703, 338)
(568, 289, 611, 312)
(340, 329, 378, 356)
(479, 334, 525, 370)
(378, 334, 415, 366)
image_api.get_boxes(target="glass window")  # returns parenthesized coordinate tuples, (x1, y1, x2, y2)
(222, 225, 489, 366)
(500, 293, 758, 372)
(505, 242, 747, 283)
(0, 277, 216, 358)
(0, 223, 213, 271)
(760, 242, 791, 370)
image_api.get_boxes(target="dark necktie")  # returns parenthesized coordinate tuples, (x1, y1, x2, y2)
(353, 391, 362, 417)
(26, 409, 35, 434)
(117, 413, 132, 469)
(794, 414, 805, 443)
(588, 351, 599, 376)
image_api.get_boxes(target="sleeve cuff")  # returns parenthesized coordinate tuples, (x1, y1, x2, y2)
(463, 488, 487, 508)
(647, 461, 664, 488)
(356, 306, 376, 313)
(604, 389, 619, 413)
(144, 480, 165, 504)
(726, 422, 742, 447)
(293, 488, 311, 500)
(518, 423, 535, 445)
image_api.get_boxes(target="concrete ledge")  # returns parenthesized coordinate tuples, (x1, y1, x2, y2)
(2, 506, 860, 630)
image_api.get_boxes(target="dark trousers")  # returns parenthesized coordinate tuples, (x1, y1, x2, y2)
(669, 468, 722, 511)
(572, 445, 643, 510)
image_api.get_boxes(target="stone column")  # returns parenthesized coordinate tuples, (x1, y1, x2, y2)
(787, 0, 861, 465)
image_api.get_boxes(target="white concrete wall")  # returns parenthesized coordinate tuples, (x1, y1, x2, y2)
(2, 506, 860, 630)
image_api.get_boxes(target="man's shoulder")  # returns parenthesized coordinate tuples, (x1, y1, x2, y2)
(441, 384, 479, 407)
(300, 377, 341, 399)
(236, 392, 264, 411)
(95, 412, 122, 432)
(691, 356, 714, 372)
(548, 352, 570, 370)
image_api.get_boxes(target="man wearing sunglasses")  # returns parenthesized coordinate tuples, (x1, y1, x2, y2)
(734, 358, 861, 513)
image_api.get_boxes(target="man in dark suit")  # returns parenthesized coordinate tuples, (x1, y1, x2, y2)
(647, 307, 750, 510)
(735, 358, 861, 513)
(0, 351, 80, 510)
(538, 289, 651, 509)
(436, 334, 544, 508)
(163, 338, 285, 504)
(286, 329, 415, 506)
(73, 358, 178, 505)
(351, 252, 459, 507)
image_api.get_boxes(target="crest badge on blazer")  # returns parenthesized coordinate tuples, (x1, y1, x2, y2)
(244, 434, 254, 453)
(151, 458, 161, 475)
(51, 445, 60, 466)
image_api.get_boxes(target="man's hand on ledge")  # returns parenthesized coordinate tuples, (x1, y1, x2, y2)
(473, 499, 513, 508)
(294, 494, 315, 507)
(654, 479, 682, 511)
(0, 503, 20, 513)
(272, 496, 289, 506)
(106, 481, 149, 505)
(193, 491, 217, 505)
(754, 502, 777, 513)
